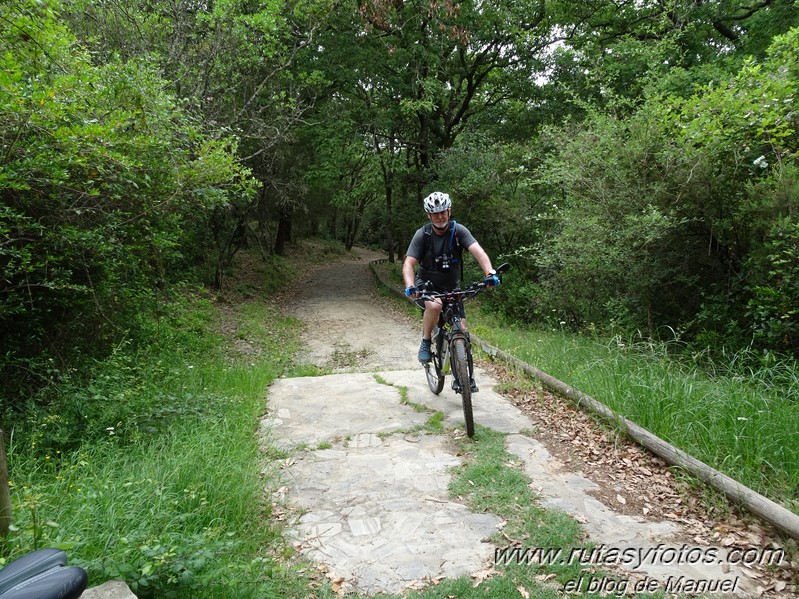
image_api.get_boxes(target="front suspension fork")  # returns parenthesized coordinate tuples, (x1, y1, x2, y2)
(450, 321, 475, 382)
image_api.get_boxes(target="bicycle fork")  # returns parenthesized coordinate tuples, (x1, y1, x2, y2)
(449, 323, 478, 394)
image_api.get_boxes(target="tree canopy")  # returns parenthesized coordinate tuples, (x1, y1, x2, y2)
(2, 0, 799, 408)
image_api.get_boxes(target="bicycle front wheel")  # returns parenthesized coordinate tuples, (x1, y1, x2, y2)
(451, 338, 474, 437)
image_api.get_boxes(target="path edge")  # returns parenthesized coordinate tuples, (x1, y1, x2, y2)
(368, 258, 799, 542)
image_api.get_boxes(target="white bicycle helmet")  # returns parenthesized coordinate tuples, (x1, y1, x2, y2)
(423, 191, 451, 213)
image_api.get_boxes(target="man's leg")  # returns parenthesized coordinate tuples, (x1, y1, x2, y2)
(418, 299, 442, 362)
(422, 300, 442, 338)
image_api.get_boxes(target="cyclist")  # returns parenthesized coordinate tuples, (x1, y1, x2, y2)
(402, 191, 500, 365)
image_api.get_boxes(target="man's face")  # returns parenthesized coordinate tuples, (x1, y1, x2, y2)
(428, 209, 450, 231)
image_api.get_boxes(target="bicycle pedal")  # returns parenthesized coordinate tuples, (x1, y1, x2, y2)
(451, 379, 461, 393)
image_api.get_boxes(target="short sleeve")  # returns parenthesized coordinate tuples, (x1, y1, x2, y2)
(405, 227, 426, 260)
(456, 223, 477, 249)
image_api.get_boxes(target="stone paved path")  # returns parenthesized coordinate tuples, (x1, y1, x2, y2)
(260, 248, 763, 596)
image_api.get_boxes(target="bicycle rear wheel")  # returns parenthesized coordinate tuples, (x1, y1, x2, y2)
(425, 329, 445, 395)
(425, 364, 444, 395)
(451, 338, 474, 437)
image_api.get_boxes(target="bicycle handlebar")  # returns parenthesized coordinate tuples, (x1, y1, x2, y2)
(418, 281, 487, 304)
(415, 262, 510, 304)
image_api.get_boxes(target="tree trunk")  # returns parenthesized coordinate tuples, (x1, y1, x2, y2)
(329, 207, 338, 240)
(384, 183, 395, 263)
(345, 218, 355, 251)
(274, 214, 292, 256)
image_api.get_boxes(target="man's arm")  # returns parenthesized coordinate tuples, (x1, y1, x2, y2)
(467, 242, 494, 276)
(402, 255, 419, 289)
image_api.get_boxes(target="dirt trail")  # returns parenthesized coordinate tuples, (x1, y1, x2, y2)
(286, 247, 420, 372)
(261, 246, 794, 597)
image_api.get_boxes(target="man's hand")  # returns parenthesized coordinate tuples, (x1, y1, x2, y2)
(484, 271, 500, 288)
(405, 285, 419, 298)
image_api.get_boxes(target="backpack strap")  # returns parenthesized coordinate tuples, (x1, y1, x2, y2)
(449, 220, 459, 262)
(449, 220, 463, 280)
(422, 222, 433, 264)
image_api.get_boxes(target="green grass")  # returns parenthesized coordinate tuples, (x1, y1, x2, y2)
(399, 427, 586, 598)
(471, 316, 799, 512)
(2, 246, 338, 598)
(449, 428, 584, 555)
(373, 258, 799, 511)
(373, 375, 445, 434)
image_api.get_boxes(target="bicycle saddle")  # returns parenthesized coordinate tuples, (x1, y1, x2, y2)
(0, 548, 87, 599)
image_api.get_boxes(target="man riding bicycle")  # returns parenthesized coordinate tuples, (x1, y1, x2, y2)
(402, 191, 500, 365)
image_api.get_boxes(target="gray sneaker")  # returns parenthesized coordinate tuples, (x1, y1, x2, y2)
(418, 339, 432, 362)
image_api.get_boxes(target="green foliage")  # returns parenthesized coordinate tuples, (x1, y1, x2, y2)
(300, 113, 382, 249)
(6, 287, 212, 458)
(301, 0, 559, 256)
(746, 218, 799, 354)
(1, 276, 318, 598)
(1, 0, 256, 408)
(530, 27, 799, 354)
(533, 110, 692, 334)
(471, 313, 799, 508)
(63, 0, 329, 259)
(432, 134, 543, 256)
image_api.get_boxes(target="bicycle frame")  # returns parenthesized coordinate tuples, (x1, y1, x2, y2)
(414, 264, 510, 437)
(428, 290, 474, 383)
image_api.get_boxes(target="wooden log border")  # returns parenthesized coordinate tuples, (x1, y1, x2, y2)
(369, 258, 799, 541)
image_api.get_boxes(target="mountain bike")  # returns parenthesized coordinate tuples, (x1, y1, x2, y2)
(416, 263, 509, 437)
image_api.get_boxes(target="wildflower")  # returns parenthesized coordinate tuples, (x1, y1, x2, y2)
(753, 155, 768, 169)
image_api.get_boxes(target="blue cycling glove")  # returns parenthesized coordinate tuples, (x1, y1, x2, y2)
(484, 272, 500, 287)
(405, 286, 418, 297)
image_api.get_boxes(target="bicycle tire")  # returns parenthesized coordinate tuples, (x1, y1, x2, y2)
(425, 330, 445, 395)
(451, 338, 474, 437)
(425, 364, 444, 395)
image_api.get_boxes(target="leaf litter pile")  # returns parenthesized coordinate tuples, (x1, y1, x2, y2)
(483, 361, 798, 597)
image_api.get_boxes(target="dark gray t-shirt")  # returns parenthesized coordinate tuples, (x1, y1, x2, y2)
(406, 221, 477, 290)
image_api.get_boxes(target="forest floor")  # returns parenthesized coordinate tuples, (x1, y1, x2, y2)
(242, 244, 796, 597)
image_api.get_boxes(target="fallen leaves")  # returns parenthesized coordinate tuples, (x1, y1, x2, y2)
(470, 567, 496, 587)
(484, 361, 799, 598)
(403, 576, 444, 591)
(329, 576, 346, 595)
